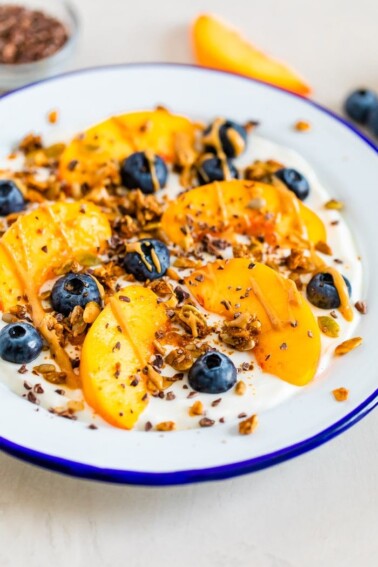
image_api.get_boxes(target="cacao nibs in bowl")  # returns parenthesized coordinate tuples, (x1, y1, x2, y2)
(0, 4, 69, 64)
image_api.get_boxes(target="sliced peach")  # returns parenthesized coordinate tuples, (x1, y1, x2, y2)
(192, 14, 311, 96)
(0, 201, 111, 387)
(0, 201, 111, 312)
(185, 259, 321, 386)
(81, 286, 168, 429)
(161, 180, 326, 248)
(59, 108, 202, 187)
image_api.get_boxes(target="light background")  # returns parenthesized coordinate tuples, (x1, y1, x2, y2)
(1, 1, 377, 566)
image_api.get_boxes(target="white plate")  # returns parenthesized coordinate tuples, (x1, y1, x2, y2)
(0, 63, 377, 484)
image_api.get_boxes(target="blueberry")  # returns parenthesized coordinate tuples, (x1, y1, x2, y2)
(123, 238, 170, 281)
(344, 89, 378, 124)
(51, 272, 102, 316)
(0, 179, 25, 216)
(188, 350, 237, 394)
(197, 156, 239, 185)
(306, 272, 352, 310)
(204, 120, 248, 158)
(274, 168, 310, 201)
(367, 105, 378, 138)
(0, 323, 43, 364)
(120, 151, 168, 194)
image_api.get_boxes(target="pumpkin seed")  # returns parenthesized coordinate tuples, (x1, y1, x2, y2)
(334, 337, 362, 356)
(318, 316, 340, 338)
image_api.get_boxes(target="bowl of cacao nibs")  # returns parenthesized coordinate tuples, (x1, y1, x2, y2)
(0, 0, 79, 90)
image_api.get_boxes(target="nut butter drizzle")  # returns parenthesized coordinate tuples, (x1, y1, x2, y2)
(204, 262, 285, 329)
(43, 204, 74, 254)
(247, 277, 284, 330)
(109, 297, 146, 365)
(126, 241, 161, 273)
(320, 267, 353, 322)
(202, 118, 233, 180)
(0, 227, 77, 387)
(214, 182, 229, 224)
(227, 127, 245, 156)
(144, 150, 161, 192)
(110, 117, 139, 151)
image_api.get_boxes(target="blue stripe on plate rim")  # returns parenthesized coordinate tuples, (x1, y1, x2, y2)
(0, 62, 377, 485)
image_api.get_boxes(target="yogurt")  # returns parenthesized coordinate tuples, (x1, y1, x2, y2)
(0, 133, 363, 430)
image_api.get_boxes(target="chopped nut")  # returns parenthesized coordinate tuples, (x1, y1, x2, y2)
(235, 381, 247, 395)
(332, 387, 349, 402)
(239, 414, 259, 435)
(166, 347, 197, 372)
(247, 197, 266, 210)
(199, 417, 215, 427)
(294, 120, 311, 131)
(219, 312, 261, 351)
(33, 364, 67, 385)
(156, 421, 176, 431)
(325, 199, 344, 210)
(334, 337, 363, 356)
(83, 301, 101, 324)
(67, 400, 85, 412)
(176, 304, 208, 338)
(355, 301, 367, 315)
(48, 110, 58, 124)
(189, 400, 204, 416)
(317, 316, 340, 338)
(245, 159, 283, 182)
(146, 364, 164, 391)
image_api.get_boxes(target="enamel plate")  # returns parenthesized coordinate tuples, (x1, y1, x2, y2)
(0, 64, 377, 484)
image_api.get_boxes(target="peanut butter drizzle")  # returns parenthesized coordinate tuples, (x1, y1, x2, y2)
(214, 182, 229, 224)
(227, 127, 245, 156)
(248, 277, 283, 330)
(126, 241, 161, 273)
(145, 150, 161, 192)
(109, 297, 146, 365)
(202, 117, 233, 180)
(111, 117, 139, 151)
(275, 274, 301, 324)
(43, 205, 74, 255)
(150, 247, 161, 273)
(320, 267, 354, 322)
(0, 234, 78, 388)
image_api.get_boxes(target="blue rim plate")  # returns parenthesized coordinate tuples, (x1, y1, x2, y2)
(0, 63, 377, 485)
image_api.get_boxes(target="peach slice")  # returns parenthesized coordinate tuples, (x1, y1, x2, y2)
(59, 108, 202, 188)
(185, 259, 321, 386)
(81, 286, 168, 429)
(0, 201, 111, 387)
(192, 14, 311, 97)
(161, 179, 326, 248)
(0, 201, 111, 312)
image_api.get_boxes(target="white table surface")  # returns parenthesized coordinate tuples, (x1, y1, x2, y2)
(1, 1, 377, 566)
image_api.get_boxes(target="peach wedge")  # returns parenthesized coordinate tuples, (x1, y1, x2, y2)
(185, 259, 321, 386)
(59, 108, 201, 188)
(0, 201, 110, 387)
(162, 179, 326, 248)
(192, 14, 311, 96)
(81, 286, 168, 429)
(0, 201, 111, 312)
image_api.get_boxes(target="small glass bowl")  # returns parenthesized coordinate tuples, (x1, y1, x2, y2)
(0, 0, 79, 91)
